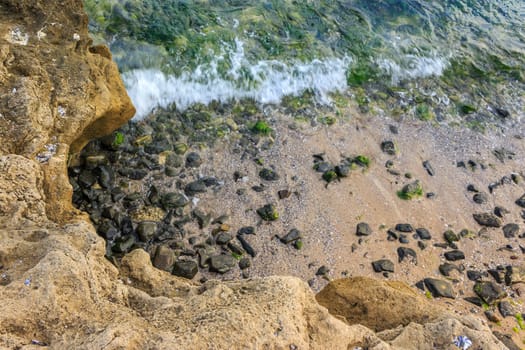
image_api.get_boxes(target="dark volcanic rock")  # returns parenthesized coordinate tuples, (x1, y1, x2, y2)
(165, 152, 183, 167)
(280, 229, 302, 244)
(257, 204, 279, 221)
(498, 300, 516, 318)
(227, 242, 244, 256)
(186, 152, 202, 168)
(473, 192, 488, 204)
(395, 223, 413, 232)
(237, 235, 256, 257)
(398, 234, 409, 244)
(372, 259, 394, 273)
(78, 170, 97, 188)
(278, 189, 291, 199)
(193, 209, 211, 229)
(162, 192, 189, 209)
(118, 168, 148, 180)
(356, 222, 372, 236)
(136, 221, 157, 242)
(474, 281, 507, 304)
(152, 245, 175, 272)
(122, 193, 144, 211)
(209, 255, 237, 273)
(314, 162, 333, 173)
(473, 213, 502, 227)
(397, 247, 417, 265)
(494, 107, 510, 119)
(335, 164, 350, 177)
(95, 165, 114, 189)
(443, 230, 460, 245)
(165, 166, 178, 177)
(424, 278, 455, 298)
(444, 250, 465, 261)
(197, 248, 212, 268)
(416, 228, 431, 240)
(494, 206, 510, 218)
(387, 229, 398, 241)
(388, 125, 398, 134)
(466, 184, 479, 192)
(466, 270, 485, 281)
(380, 140, 396, 155)
(202, 176, 220, 187)
(112, 235, 136, 254)
(422, 160, 434, 176)
(184, 180, 207, 196)
(464, 296, 483, 307)
(215, 232, 233, 245)
(239, 257, 251, 270)
(488, 269, 505, 284)
(515, 194, 525, 208)
(97, 220, 119, 240)
(238, 226, 255, 235)
(172, 260, 198, 279)
(493, 332, 522, 350)
(439, 263, 461, 277)
(316, 265, 329, 276)
(251, 185, 265, 193)
(259, 168, 280, 181)
(502, 223, 519, 238)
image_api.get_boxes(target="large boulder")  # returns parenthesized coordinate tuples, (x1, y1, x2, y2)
(316, 277, 444, 332)
(316, 277, 507, 349)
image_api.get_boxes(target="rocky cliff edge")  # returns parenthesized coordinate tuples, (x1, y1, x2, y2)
(0, 1, 509, 349)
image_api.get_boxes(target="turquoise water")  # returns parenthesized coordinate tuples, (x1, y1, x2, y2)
(84, 0, 524, 123)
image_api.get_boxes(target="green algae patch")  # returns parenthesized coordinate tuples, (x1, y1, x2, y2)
(251, 120, 272, 135)
(347, 63, 378, 86)
(353, 155, 370, 168)
(318, 116, 336, 126)
(416, 104, 433, 121)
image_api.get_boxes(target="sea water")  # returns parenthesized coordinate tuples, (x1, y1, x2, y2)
(84, 0, 524, 122)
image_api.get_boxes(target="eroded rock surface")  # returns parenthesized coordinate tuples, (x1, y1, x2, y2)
(0, 0, 135, 224)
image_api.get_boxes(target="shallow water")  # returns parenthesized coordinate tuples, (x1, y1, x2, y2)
(85, 0, 524, 122)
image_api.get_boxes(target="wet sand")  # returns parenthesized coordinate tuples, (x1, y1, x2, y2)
(183, 108, 525, 343)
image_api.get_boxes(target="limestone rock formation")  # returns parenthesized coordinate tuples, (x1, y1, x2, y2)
(317, 277, 507, 349)
(0, 0, 135, 224)
(0, 1, 511, 349)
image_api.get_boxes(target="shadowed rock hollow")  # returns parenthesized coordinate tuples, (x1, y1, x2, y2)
(0, 0, 511, 348)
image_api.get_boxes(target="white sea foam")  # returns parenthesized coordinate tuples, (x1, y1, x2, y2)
(376, 54, 448, 84)
(124, 39, 351, 120)
(123, 39, 449, 120)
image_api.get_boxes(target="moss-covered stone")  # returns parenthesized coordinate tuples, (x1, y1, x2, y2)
(322, 170, 338, 183)
(257, 204, 279, 221)
(397, 180, 423, 200)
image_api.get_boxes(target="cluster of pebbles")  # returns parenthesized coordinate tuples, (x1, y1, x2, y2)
(68, 103, 306, 280)
(69, 102, 525, 345)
